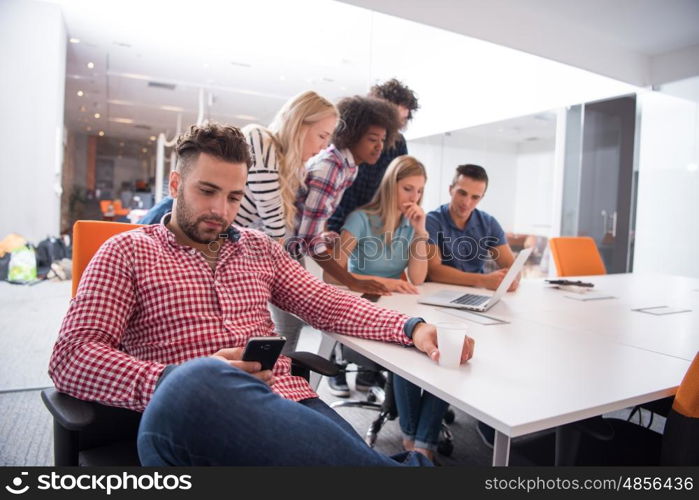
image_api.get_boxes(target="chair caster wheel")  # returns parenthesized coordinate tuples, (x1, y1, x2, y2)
(365, 432, 377, 448)
(437, 440, 454, 457)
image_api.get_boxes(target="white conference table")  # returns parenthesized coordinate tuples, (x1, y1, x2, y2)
(314, 273, 698, 466)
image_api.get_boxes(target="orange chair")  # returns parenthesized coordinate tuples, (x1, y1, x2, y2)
(71, 220, 143, 297)
(548, 236, 606, 277)
(99, 200, 130, 220)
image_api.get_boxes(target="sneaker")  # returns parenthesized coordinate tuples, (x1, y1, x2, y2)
(476, 421, 495, 449)
(327, 372, 350, 398)
(355, 370, 381, 392)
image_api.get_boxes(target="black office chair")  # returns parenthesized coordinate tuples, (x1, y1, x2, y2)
(42, 352, 338, 466)
(330, 350, 456, 456)
(513, 353, 699, 466)
(360, 371, 456, 457)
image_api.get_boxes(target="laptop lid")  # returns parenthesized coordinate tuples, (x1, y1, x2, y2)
(480, 247, 533, 309)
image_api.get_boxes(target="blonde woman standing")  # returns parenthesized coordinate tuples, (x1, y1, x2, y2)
(140, 90, 337, 236)
(243, 91, 338, 353)
(241, 91, 338, 240)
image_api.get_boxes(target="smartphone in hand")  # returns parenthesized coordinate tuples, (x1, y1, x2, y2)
(242, 336, 286, 370)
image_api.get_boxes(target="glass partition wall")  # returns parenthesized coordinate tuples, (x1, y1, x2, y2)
(561, 95, 638, 273)
(409, 88, 699, 279)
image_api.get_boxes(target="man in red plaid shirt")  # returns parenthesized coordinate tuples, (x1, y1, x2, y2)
(49, 123, 474, 466)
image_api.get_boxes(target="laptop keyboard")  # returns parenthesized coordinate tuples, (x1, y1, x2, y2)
(450, 293, 490, 306)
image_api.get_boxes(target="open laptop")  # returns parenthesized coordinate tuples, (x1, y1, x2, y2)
(418, 247, 533, 312)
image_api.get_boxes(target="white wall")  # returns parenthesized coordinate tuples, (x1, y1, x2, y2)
(514, 139, 556, 235)
(633, 91, 699, 278)
(408, 134, 556, 235)
(347, 0, 699, 88)
(408, 134, 518, 228)
(0, 0, 66, 242)
(365, 2, 639, 142)
(405, 135, 445, 215)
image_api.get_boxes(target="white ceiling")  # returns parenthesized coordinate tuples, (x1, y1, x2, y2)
(411, 112, 558, 147)
(56, 0, 380, 144)
(453, 112, 557, 144)
(50, 0, 699, 147)
(341, 0, 699, 86)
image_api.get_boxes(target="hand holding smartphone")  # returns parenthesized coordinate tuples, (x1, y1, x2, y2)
(242, 336, 286, 370)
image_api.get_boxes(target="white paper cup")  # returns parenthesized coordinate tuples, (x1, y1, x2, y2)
(436, 322, 467, 369)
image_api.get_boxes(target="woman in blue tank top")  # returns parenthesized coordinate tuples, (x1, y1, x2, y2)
(327, 155, 448, 462)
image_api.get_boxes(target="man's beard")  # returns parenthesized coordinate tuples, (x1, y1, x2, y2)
(175, 188, 228, 244)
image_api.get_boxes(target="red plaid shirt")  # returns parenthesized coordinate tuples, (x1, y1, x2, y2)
(49, 221, 412, 412)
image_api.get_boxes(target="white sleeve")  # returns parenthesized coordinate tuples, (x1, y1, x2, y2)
(236, 127, 285, 239)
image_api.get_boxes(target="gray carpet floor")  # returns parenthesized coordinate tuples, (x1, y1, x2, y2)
(0, 280, 661, 466)
(0, 280, 70, 392)
(0, 389, 54, 466)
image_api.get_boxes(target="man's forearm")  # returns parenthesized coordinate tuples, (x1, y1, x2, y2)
(49, 338, 166, 412)
(427, 263, 482, 287)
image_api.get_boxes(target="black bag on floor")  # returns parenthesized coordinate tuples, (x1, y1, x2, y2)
(0, 253, 10, 281)
(36, 237, 68, 275)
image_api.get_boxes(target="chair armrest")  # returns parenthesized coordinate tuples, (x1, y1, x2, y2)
(288, 351, 339, 377)
(41, 388, 97, 431)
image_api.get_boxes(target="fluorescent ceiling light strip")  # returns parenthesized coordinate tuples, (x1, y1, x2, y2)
(106, 71, 287, 100)
(108, 99, 184, 113)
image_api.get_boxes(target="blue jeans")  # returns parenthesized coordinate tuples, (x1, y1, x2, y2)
(137, 358, 432, 466)
(392, 374, 449, 451)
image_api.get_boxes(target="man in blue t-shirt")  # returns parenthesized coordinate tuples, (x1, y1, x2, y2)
(426, 163, 518, 448)
(426, 164, 518, 291)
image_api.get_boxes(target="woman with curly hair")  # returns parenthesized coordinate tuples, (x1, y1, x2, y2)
(328, 78, 420, 234)
(288, 95, 402, 294)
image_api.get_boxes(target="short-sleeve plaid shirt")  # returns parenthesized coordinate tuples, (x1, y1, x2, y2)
(49, 220, 412, 412)
(288, 145, 358, 257)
